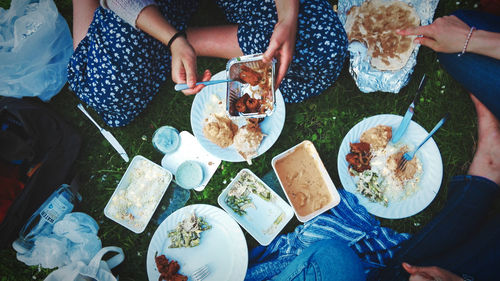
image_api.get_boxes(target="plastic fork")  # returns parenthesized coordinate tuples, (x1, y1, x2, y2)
(191, 264, 210, 281)
(174, 79, 233, 91)
(397, 113, 449, 172)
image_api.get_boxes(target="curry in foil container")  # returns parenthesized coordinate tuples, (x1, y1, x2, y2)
(226, 54, 276, 119)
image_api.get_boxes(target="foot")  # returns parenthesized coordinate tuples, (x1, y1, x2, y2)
(467, 94, 500, 185)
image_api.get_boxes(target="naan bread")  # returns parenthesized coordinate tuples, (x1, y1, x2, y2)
(345, 0, 420, 71)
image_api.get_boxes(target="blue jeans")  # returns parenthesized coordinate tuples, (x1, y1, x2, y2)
(378, 175, 500, 280)
(437, 10, 500, 121)
(271, 239, 365, 281)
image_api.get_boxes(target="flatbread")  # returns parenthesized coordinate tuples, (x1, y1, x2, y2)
(345, 0, 420, 71)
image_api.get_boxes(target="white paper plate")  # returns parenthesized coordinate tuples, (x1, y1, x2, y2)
(190, 71, 286, 162)
(337, 114, 443, 219)
(161, 131, 221, 191)
(146, 204, 248, 281)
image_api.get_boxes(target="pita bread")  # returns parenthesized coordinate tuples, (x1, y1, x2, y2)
(345, 0, 420, 71)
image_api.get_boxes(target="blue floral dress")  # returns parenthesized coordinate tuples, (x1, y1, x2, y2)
(68, 0, 348, 127)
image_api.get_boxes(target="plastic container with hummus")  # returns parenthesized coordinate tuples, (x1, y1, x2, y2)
(272, 141, 340, 222)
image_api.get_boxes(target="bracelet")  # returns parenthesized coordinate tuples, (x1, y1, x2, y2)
(167, 30, 186, 50)
(457, 26, 476, 57)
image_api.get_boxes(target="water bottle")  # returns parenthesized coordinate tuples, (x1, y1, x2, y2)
(12, 184, 82, 254)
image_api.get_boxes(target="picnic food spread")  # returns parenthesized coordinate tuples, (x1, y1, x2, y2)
(347, 125, 422, 206)
(345, 0, 420, 70)
(202, 92, 265, 164)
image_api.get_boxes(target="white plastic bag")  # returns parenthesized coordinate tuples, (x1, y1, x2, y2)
(0, 0, 73, 101)
(44, 246, 125, 281)
(15, 212, 102, 269)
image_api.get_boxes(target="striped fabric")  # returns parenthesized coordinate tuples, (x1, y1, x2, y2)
(245, 189, 411, 281)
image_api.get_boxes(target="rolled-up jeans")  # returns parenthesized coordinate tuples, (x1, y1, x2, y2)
(437, 10, 500, 121)
(379, 175, 500, 280)
(271, 239, 366, 281)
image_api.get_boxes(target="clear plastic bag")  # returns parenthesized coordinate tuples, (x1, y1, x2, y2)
(0, 0, 73, 101)
(15, 212, 102, 269)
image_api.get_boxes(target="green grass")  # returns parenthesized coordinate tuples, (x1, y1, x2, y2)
(0, 0, 485, 280)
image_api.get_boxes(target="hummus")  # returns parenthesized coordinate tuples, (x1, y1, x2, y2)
(274, 142, 333, 217)
(203, 114, 238, 148)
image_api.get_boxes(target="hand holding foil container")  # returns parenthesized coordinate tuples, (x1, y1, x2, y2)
(226, 54, 277, 119)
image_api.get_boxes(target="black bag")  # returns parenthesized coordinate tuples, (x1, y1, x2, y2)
(0, 97, 81, 249)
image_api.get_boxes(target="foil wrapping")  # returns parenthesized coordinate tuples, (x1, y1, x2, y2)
(337, 0, 439, 93)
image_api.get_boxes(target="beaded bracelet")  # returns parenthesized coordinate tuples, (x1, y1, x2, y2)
(458, 26, 476, 57)
(167, 30, 186, 50)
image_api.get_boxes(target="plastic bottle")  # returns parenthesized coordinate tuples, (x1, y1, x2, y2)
(12, 184, 82, 254)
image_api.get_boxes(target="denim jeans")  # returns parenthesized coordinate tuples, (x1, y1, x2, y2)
(378, 175, 500, 280)
(437, 10, 500, 121)
(271, 239, 366, 281)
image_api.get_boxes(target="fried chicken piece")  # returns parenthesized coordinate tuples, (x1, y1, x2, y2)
(245, 97, 261, 112)
(346, 142, 371, 174)
(350, 142, 371, 154)
(239, 65, 262, 86)
(233, 120, 265, 164)
(235, 93, 250, 113)
(155, 255, 188, 281)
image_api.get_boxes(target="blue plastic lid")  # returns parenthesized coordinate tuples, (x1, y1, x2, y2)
(176, 160, 204, 189)
(152, 126, 180, 154)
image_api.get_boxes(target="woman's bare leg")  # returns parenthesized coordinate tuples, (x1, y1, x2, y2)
(72, 0, 99, 49)
(187, 25, 244, 58)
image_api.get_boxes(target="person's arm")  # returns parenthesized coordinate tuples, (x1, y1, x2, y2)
(262, 0, 299, 89)
(398, 15, 500, 60)
(72, 0, 99, 49)
(467, 29, 500, 60)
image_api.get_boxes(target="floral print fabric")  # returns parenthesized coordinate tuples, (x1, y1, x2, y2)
(68, 0, 347, 127)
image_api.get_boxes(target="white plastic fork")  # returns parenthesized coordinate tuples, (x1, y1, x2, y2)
(398, 114, 448, 172)
(191, 264, 210, 281)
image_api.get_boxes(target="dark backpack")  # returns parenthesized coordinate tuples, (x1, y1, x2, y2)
(0, 97, 81, 249)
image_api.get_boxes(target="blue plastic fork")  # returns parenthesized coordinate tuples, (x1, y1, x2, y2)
(174, 79, 234, 91)
(397, 113, 449, 171)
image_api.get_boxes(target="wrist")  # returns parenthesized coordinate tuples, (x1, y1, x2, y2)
(275, 0, 299, 24)
(467, 29, 500, 59)
(167, 30, 186, 50)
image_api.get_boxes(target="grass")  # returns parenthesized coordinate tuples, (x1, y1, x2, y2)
(0, 0, 487, 280)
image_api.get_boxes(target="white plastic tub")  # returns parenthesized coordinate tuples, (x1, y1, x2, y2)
(104, 155, 172, 233)
(272, 141, 340, 222)
(218, 168, 294, 245)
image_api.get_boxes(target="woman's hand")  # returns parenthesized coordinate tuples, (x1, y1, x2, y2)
(398, 15, 500, 59)
(136, 5, 211, 95)
(397, 15, 470, 53)
(402, 262, 464, 281)
(262, 0, 299, 89)
(170, 38, 211, 95)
